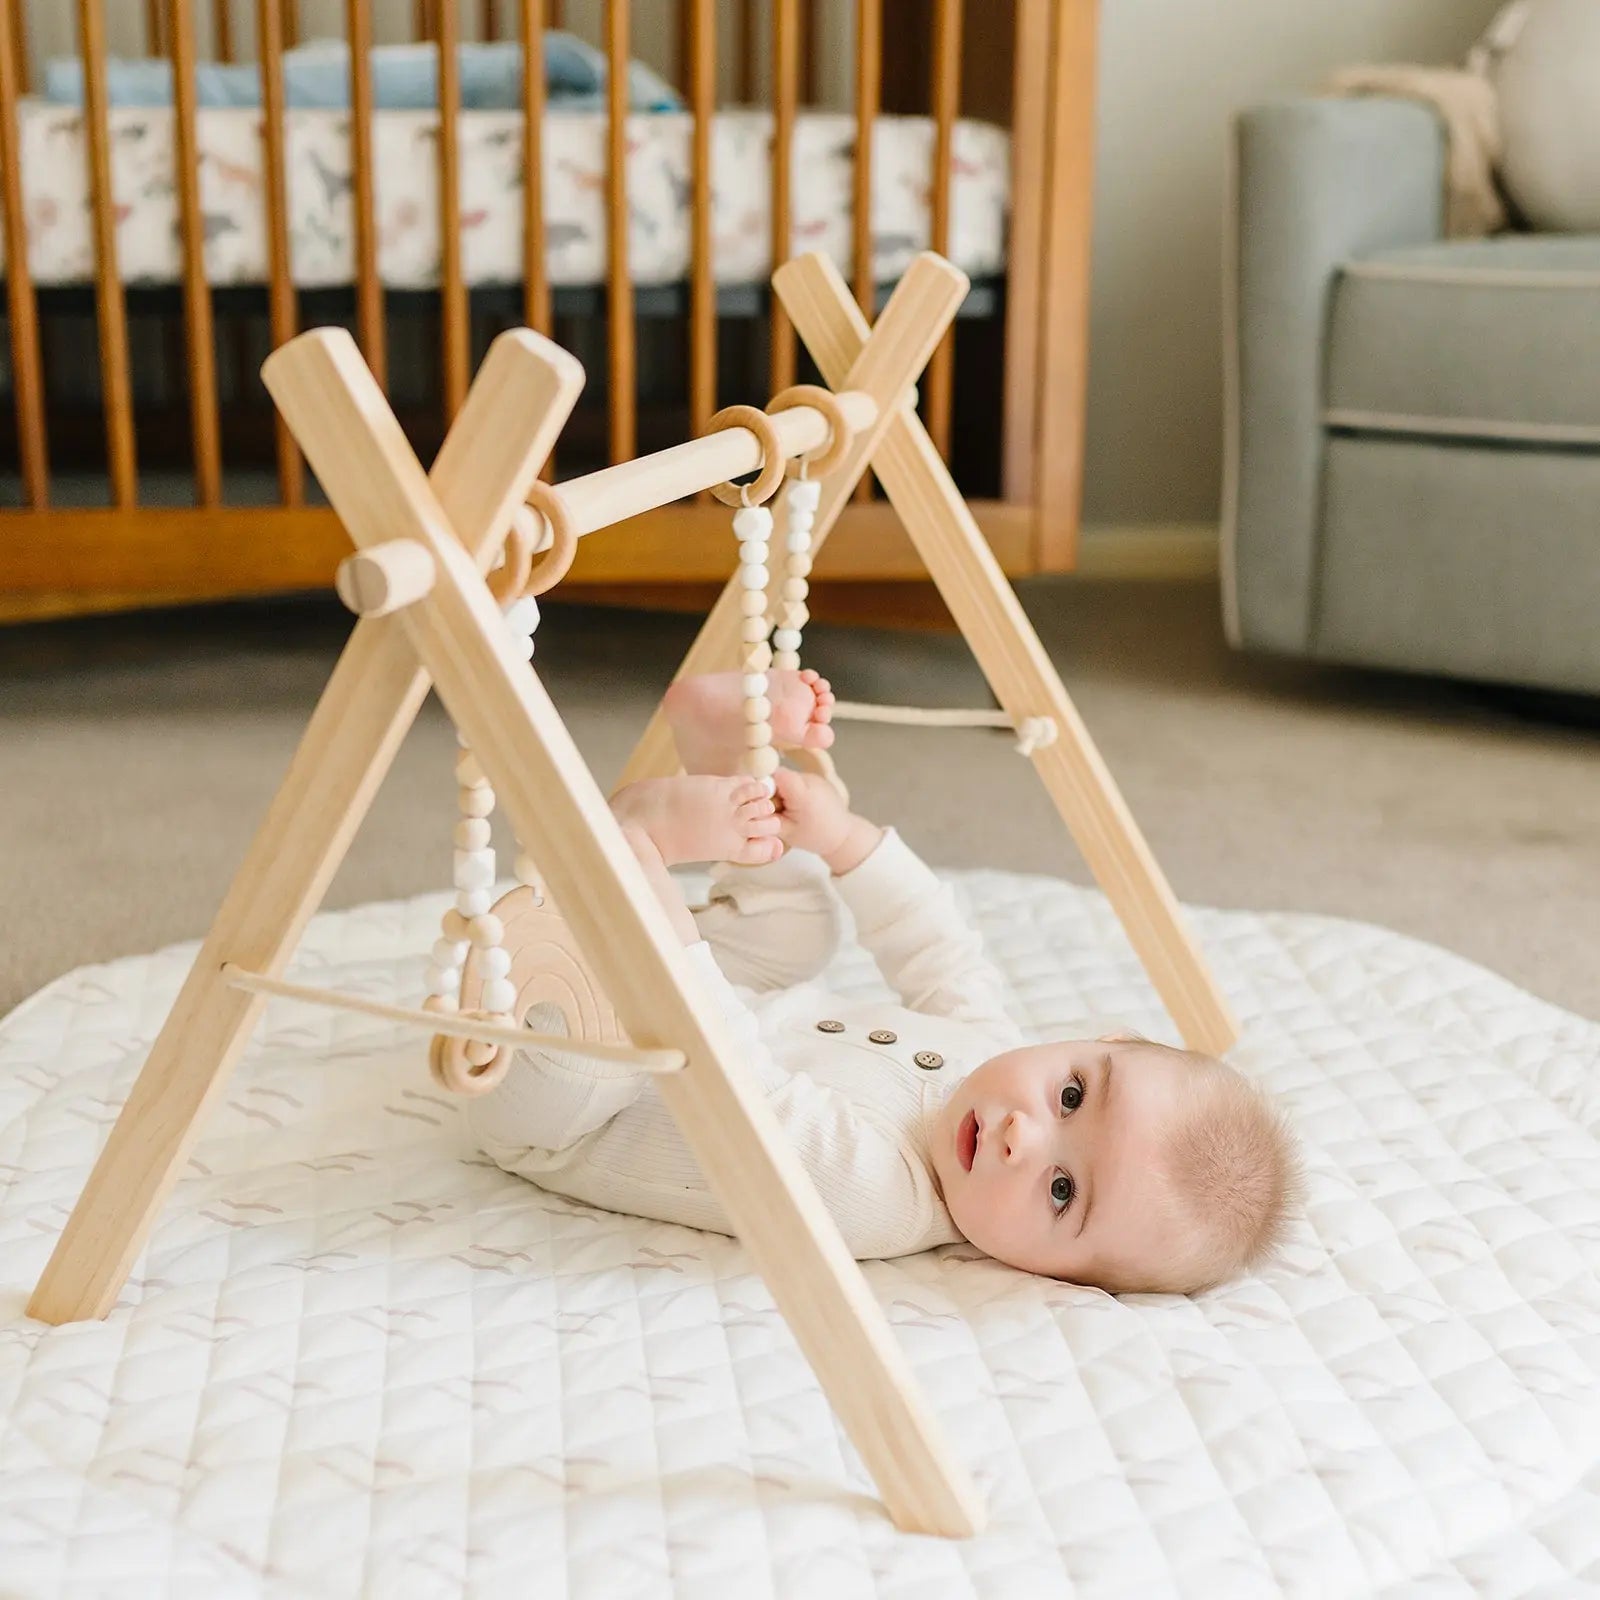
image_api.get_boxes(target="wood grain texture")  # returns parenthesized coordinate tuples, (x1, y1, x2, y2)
(26, 329, 582, 1331)
(850, 0, 880, 504)
(519, 0, 550, 337)
(168, 0, 222, 506)
(605, 0, 635, 464)
(437, 0, 469, 418)
(686, 0, 715, 446)
(213, 0, 233, 60)
(257, 0, 303, 504)
(346, 0, 385, 388)
(925, 0, 962, 461)
(617, 252, 966, 789)
(768, 0, 799, 396)
(0, 0, 46, 504)
(777, 252, 1237, 1056)
(1033, 0, 1099, 570)
(259, 329, 984, 1537)
(78, 0, 137, 507)
(5, 0, 26, 92)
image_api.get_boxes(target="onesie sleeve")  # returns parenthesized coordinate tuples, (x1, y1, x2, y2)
(832, 829, 1023, 1038)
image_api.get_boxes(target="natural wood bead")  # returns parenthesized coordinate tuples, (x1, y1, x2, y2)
(788, 553, 813, 578)
(740, 589, 768, 618)
(454, 817, 491, 851)
(741, 616, 770, 643)
(458, 785, 496, 817)
(744, 695, 772, 722)
(745, 744, 780, 777)
(455, 750, 487, 787)
(745, 722, 772, 747)
(744, 641, 773, 672)
(782, 578, 808, 602)
(423, 994, 459, 1015)
(773, 650, 801, 671)
(464, 1036, 499, 1068)
(441, 908, 472, 941)
(469, 913, 505, 946)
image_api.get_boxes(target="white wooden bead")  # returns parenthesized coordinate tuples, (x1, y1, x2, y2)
(514, 853, 540, 884)
(738, 539, 769, 565)
(482, 977, 518, 1015)
(425, 963, 461, 996)
(514, 631, 536, 662)
(423, 993, 459, 1015)
(744, 640, 773, 671)
(772, 627, 802, 651)
(786, 512, 814, 536)
(432, 937, 469, 968)
(743, 695, 772, 722)
(782, 577, 808, 601)
(464, 1037, 499, 1068)
(741, 672, 768, 698)
(786, 531, 812, 553)
(744, 721, 772, 747)
(738, 563, 769, 591)
(480, 945, 512, 980)
(741, 616, 769, 643)
(788, 553, 813, 578)
(441, 908, 472, 941)
(504, 595, 540, 634)
(455, 888, 492, 918)
(789, 477, 821, 511)
(732, 506, 773, 539)
(454, 817, 491, 851)
(455, 750, 487, 787)
(454, 850, 496, 891)
(458, 785, 496, 818)
(772, 650, 801, 670)
(744, 745, 781, 777)
(740, 589, 768, 618)
(469, 912, 505, 946)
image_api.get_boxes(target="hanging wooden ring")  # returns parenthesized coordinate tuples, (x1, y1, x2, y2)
(707, 404, 788, 508)
(429, 1029, 511, 1097)
(766, 384, 853, 478)
(521, 483, 581, 597)
(486, 506, 536, 606)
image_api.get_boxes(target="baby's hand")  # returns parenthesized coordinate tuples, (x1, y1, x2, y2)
(771, 767, 854, 859)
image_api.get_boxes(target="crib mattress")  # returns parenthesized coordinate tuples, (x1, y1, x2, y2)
(3, 868, 1597, 1597)
(0, 100, 1010, 293)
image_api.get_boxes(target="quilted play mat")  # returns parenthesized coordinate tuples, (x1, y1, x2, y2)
(2, 868, 1597, 1598)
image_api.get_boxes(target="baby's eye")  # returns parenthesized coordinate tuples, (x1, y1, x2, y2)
(1050, 1171, 1075, 1215)
(1059, 1076, 1084, 1114)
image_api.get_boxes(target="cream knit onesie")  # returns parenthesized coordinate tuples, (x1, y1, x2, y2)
(467, 831, 1026, 1259)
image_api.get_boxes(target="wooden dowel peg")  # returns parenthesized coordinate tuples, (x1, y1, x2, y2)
(334, 538, 437, 617)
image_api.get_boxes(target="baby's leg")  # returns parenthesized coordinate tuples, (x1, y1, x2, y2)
(661, 673, 844, 988)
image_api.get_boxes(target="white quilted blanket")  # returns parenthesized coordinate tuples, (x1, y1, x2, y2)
(2, 870, 1597, 1598)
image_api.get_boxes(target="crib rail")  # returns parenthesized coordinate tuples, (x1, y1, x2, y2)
(0, 2, 1098, 606)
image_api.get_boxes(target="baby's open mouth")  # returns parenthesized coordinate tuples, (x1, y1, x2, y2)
(958, 1110, 979, 1172)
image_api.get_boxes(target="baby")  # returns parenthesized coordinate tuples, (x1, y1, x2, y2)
(469, 671, 1300, 1294)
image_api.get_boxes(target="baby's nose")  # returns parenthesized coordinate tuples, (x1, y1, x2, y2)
(1001, 1111, 1038, 1164)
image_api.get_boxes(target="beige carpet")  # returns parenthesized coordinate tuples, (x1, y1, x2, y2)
(3, 579, 1597, 1023)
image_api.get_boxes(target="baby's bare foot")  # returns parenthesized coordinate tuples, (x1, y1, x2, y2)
(611, 775, 784, 867)
(664, 669, 836, 775)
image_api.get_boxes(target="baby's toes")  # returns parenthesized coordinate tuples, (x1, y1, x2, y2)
(731, 834, 785, 867)
(736, 794, 777, 823)
(801, 720, 836, 750)
(727, 777, 770, 809)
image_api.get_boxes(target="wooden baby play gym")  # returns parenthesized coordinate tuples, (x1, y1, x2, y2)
(26, 250, 1237, 1539)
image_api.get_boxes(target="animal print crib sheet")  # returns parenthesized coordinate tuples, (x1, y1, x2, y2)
(2, 869, 1597, 1597)
(0, 100, 1010, 291)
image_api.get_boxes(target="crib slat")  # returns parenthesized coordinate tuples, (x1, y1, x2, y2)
(519, 0, 549, 337)
(168, 0, 221, 506)
(283, 0, 299, 50)
(481, 0, 501, 41)
(78, 0, 137, 507)
(5, 0, 25, 93)
(145, 0, 164, 53)
(213, 0, 233, 61)
(549, 0, 564, 28)
(1002, 0, 1048, 507)
(851, 0, 880, 502)
(605, 0, 635, 465)
(438, 0, 469, 418)
(687, 0, 715, 447)
(414, 0, 431, 40)
(769, 0, 799, 396)
(346, 0, 385, 389)
(0, 0, 46, 504)
(926, 0, 962, 460)
(257, 0, 303, 505)
(737, 0, 756, 104)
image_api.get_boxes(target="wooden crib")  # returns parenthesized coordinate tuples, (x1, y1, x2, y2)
(0, 1, 1097, 622)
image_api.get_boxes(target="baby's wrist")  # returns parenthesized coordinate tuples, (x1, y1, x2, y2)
(822, 815, 882, 877)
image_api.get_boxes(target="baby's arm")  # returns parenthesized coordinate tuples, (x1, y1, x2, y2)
(774, 770, 1020, 1032)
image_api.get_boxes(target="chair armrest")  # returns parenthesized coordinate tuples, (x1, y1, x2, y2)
(1222, 97, 1445, 653)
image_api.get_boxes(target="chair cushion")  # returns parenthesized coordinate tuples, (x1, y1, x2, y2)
(1325, 235, 1600, 444)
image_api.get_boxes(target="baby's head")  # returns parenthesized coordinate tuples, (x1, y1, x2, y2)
(927, 1033, 1299, 1294)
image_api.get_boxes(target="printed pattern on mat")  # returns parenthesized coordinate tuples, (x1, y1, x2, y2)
(0, 100, 1010, 291)
(1, 870, 1597, 1599)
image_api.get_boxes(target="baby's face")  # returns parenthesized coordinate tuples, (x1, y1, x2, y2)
(927, 1038, 1194, 1286)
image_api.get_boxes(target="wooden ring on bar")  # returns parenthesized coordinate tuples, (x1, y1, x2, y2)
(766, 384, 854, 478)
(429, 1029, 511, 1096)
(486, 506, 536, 605)
(522, 481, 580, 596)
(706, 404, 787, 507)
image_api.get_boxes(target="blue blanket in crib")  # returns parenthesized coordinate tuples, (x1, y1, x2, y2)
(43, 33, 681, 113)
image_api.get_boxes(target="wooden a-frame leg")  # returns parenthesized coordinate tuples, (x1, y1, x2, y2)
(26, 331, 583, 1327)
(617, 253, 968, 790)
(777, 254, 1238, 1055)
(264, 330, 986, 1538)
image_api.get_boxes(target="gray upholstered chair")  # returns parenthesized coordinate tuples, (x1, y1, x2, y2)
(1223, 97, 1600, 695)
